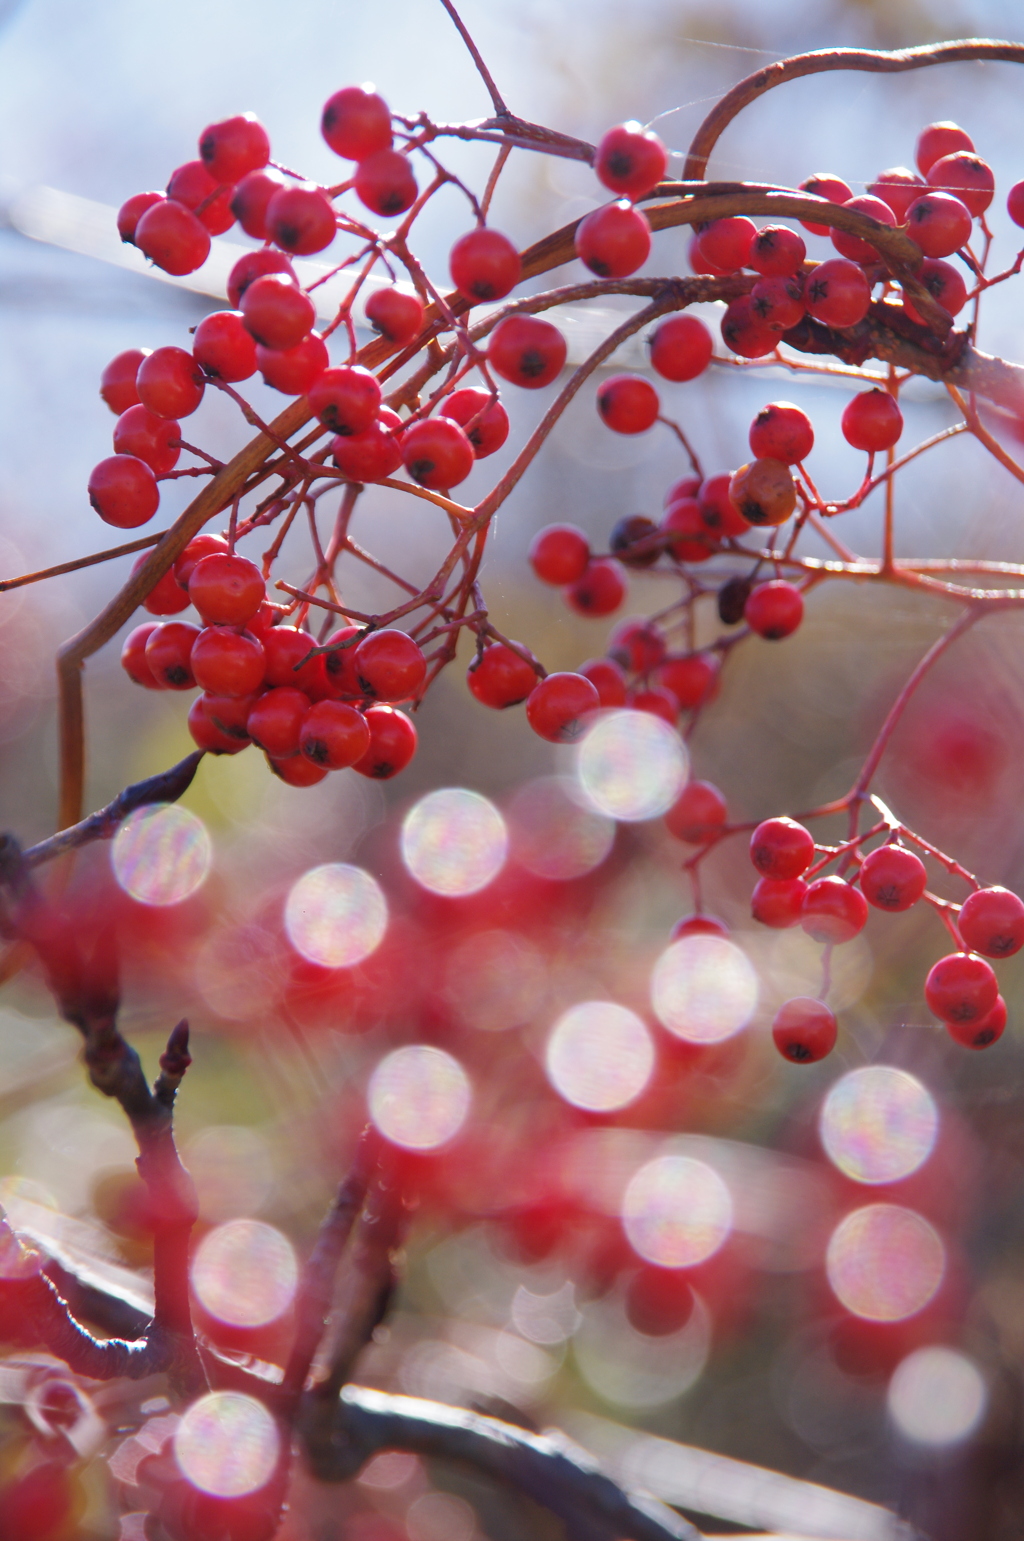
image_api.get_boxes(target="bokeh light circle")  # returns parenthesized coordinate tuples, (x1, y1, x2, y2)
(622, 1155, 733, 1268)
(111, 804, 211, 906)
(174, 1391, 279, 1497)
(575, 710, 689, 822)
(888, 1346, 986, 1444)
(826, 1204, 945, 1321)
(191, 1219, 298, 1327)
(401, 788, 507, 896)
(820, 1067, 938, 1184)
(510, 776, 615, 880)
(650, 935, 758, 1043)
(284, 863, 387, 968)
(368, 1046, 471, 1149)
(546, 1002, 655, 1112)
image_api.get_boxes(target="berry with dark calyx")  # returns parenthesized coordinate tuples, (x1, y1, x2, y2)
(695, 216, 756, 273)
(257, 332, 329, 395)
(199, 113, 270, 183)
(322, 625, 363, 698)
(353, 703, 417, 778)
(449, 228, 521, 302)
(948, 994, 1007, 1049)
(488, 315, 566, 388)
(575, 201, 651, 277)
(729, 459, 796, 527)
(597, 374, 660, 434)
(665, 780, 727, 843)
(134, 199, 211, 276)
(841, 389, 903, 452)
(353, 629, 427, 702)
(441, 388, 509, 458)
(916, 121, 975, 177)
(628, 686, 678, 723)
(868, 167, 926, 221)
(745, 580, 804, 639)
(565, 559, 626, 617)
(648, 315, 713, 381)
(612, 514, 660, 567)
(608, 617, 665, 674)
(266, 183, 337, 255)
(203, 691, 259, 742)
(595, 122, 667, 198)
(100, 348, 150, 414)
(672, 913, 729, 940)
(299, 700, 371, 769)
(133, 552, 190, 616)
(662, 498, 716, 563)
(227, 248, 296, 308)
(801, 876, 869, 944)
(1008, 182, 1024, 228)
(240, 273, 315, 351)
(192, 310, 257, 382)
(188, 553, 265, 627)
(113, 405, 181, 475)
(902, 258, 968, 325)
(529, 524, 590, 585)
(752, 876, 808, 927)
(191, 627, 266, 697)
(166, 160, 234, 235)
(401, 416, 475, 488)
(322, 84, 393, 159)
(526, 672, 601, 742)
(580, 656, 628, 707)
(905, 192, 973, 258)
(263, 626, 329, 697)
(308, 366, 381, 436)
(136, 347, 205, 419)
(188, 695, 249, 754)
(121, 623, 162, 687)
(268, 752, 329, 787)
(117, 191, 162, 243)
(926, 151, 995, 217)
(699, 472, 752, 538)
(749, 402, 813, 464)
(88, 455, 160, 528)
(772, 998, 837, 1063)
(859, 845, 928, 911)
(365, 285, 423, 346)
(804, 259, 871, 328)
(229, 168, 287, 239)
(957, 886, 1024, 958)
(798, 173, 853, 235)
(145, 622, 200, 688)
(720, 295, 777, 358)
(925, 952, 999, 1024)
(718, 575, 753, 625)
(354, 149, 418, 216)
(751, 817, 815, 879)
(749, 224, 806, 276)
(750, 273, 805, 333)
(175, 533, 229, 589)
(247, 688, 310, 758)
(332, 407, 403, 482)
(831, 194, 896, 265)
(468, 642, 537, 709)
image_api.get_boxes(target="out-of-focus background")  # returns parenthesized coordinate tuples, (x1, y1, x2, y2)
(4, 1, 1024, 1538)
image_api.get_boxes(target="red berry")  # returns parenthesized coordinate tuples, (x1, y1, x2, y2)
(136, 347, 205, 419)
(134, 199, 211, 276)
(100, 348, 150, 414)
(947, 994, 1006, 1049)
(174, 534, 229, 590)
(688, 230, 728, 276)
(201, 691, 259, 744)
(595, 122, 668, 199)
(88, 455, 159, 528)
(611, 514, 661, 567)
(597, 375, 660, 434)
(240, 273, 316, 351)
(364, 286, 423, 346)
(671, 914, 729, 940)
(192, 309, 257, 382)
(575, 201, 651, 278)
(354, 150, 418, 216)
(957, 886, 1024, 958)
(915, 121, 974, 177)
(801, 876, 869, 944)
(488, 315, 567, 388)
(188, 553, 265, 627)
(648, 315, 713, 381)
(655, 653, 720, 710)
(308, 366, 382, 436)
(750, 816, 814, 879)
(353, 629, 426, 701)
(749, 225, 806, 277)
(868, 167, 926, 221)
(841, 389, 903, 453)
(449, 228, 521, 302)
(117, 191, 162, 244)
(191, 627, 266, 697)
(831, 195, 895, 265)
(608, 618, 665, 674)
(263, 627, 329, 696)
(229, 168, 287, 239)
(628, 687, 678, 724)
(1008, 181, 1024, 228)
(661, 499, 714, 564)
(926, 151, 994, 217)
(905, 192, 973, 258)
(752, 876, 807, 927)
(750, 274, 805, 333)
(322, 85, 393, 160)
(664, 780, 727, 843)
(728, 459, 796, 527)
(322, 625, 363, 698)
(696, 216, 755, 273)
(565, 559, 626, 617)
(266, 183, 337, 255)
(121, 623, 162, 688)
(145, 621, 200, 689)
(268, 752, 329, 787)
(798, 173, 853, 235)
(859, 845, 928, 911)
(529, 524, 590, 585)
(720, 296, 777, 358)
(749, 401, 813, 464)
(772, 998, 837, 1063)
(247, 688, 310, 758)
(166, 160, 234, 235)
(440, 388, 509, 458)
(332, 406, 404, 483)
(925, 952, 998, 1023)
(804, 259, 871, 328)
(526, 673, 601, 743)
(188, 695, 248, 755)
(579, 656, 628, 707)
(299, 700, 371, 769)
(257, 332, 328, 395)
(133, 552, 190, 616)
(113, 405, 180, 475)
(401, 416, 475, 489)
(902, 258, 969, 325)
(227, 248, 296, 309)
(353, 703, 417, 778)
(698, 473, 752, 538)
(199, 113, 270, 184)
(467, 643, 537, 708)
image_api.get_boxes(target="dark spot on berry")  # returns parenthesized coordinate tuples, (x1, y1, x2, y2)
(786, 1041, 812, 1061)
(518, 349, 548, 380)
(407, 457, 436, 483)
(469, 280, 497, 300)
(606, 149, 633, 179)
(973, 1028, 996, 1045)
(167, 666, 190, 686)
(304, 738, 329, 765)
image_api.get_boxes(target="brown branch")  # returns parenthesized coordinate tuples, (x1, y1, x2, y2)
(22, 751, 204, 869)
(0, 531, 165, 592)
(437, 0, 508, 114)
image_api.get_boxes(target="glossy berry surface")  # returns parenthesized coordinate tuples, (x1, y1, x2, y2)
(240, 274, 315, 351)
(525, 673, 601, 742)
(925, 952, 999, 1023)
(117, 191, 162, 244)
(229, 168, 287, 239)
(772, 998, 837, 1063)
(353, 629, 427, 701)
(749, 224, 806, 277)
(134, 552, 190, 616)
(720, 296, 776, 359)
(957, 886, 1024, 958)
(575, 201, 651, 278)
(867, 167, 926, 221)
(309, 366, 382, 436)
(449, 228, 521, 302)
(136, 347, 205, 419)
(800, 876, 869, 944)
(595, 122, 667, 198)
(841, 389, 903, 452)
(145, 622, 199, 689)
(353, 704, 417, 778)
(113, 405, 180, 475)
(401, 417, 475, 488)
(565, 559, 626, 617)
(751, 876, 807, 928)
(166, 160, 235, 235)
(134, 199, 211, 275)
(192, 310, 258, 382)
(199, 113, 270, 183)
(266, 184, 337, 255)
(227, 248, 296, 309)
(744, 580, 804, 640)
(191, 627, 266, 698)
(440, 388, 509, 458)
(354, 149, 418, 216)
(628, 686, 678, 723)
(121, 623, 162, 688)
(859, 845, 927, 911)
(926, 151, 995, 216)
(664, 780, 728, 843)
(648, 315, 713, 381)
(468, 643, 537, 708)
(597, 375, 660, 434)
(175, 534, 229, 590)
(331, 407, 403, 482)
(88, 455, 160, 528)
(804, 259, 871, 328)
(750, 274, 805, 333)
(256, 332, 328, 394)
(902, 258, 968, 324)
(188, 553, 265, 627)
(528, 525, 590, 585)
(246, 688, 310, 759)
(579, 657, 628, 707)
(364, 286, 423, 345)
(750, 817, 815, 880)
(671, 914, 729, 940)
(830, 194, 895, 265)
(299, 700, 371, 769)
(798, 173, 853, 234)
(905, 192, 973, 258)
(488, 315, 566, 388)
(948, 994, 1007, 1049)
(749, 402, 813, 464)
(696, 217, 756, 273)
(100, 348, 150, 414)
(322, 85, 393, 160)
(915, 121, 974, 176)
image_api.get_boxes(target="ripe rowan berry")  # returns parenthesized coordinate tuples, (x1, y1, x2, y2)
(191, 627, 266, 697)
(322, 85, 393, 160)
(166, 160, 234, 235)
(468, 643, 537, 708)
(612, 514, 661, 566)
(720, 296, 777, 358)
(665, 779, 727, 842)
(401, 416, 475, 488)
(354, 149, 418, 216)
(299, 700, 371, 769)
(841, 389, 903, 453)
(331, 407, 404, 482)
(957, 886, 1024, 957)
(628, 686, 678, 723)
(202, 691, 259, 743)
(924, 952, 998, 1023)
(117, 191, 162, 243)
(192, 310, 257, 382)
(575, 201, 651, 277)
(121, 623, 162, 687)
(772, 998, 837, 1062)
(926, 151, 994, 217)
(648, 315, 712, 381)
(100, 348, 150, 414)
(188, 695, 249, 754)
(831, 194, 896, 265)
(246, 688, 310, 758)
(608, 617, 665, 673)
(915, 121, 974, 177)
(751, 876, 807, 927)
(695, 216, 755, 273)
(580, 656, 628, 707)
(227, 248, 296, 308)
(801, 876, 869, 944)
(89, 455, 160, 528)
(266, 183, 337, 255)
(449, 228, 521, 302)
(353, 703, 417, 778)
(656, 653, 720, 710)
(597, 374, 660, 434)
(749, 402, 813, 464)
(688, 230, 728, 276)
(528, 524, 590, 585)
(199, 113, 270, 183)
(322, 625, 363, 698)
(750, 274, 805, 333)
(858, 844, 927, 911)
(749, 224, 806, 277)
(526, 672, 601, 742)
(699, 473, 752, 538)
(137, 347, 205, 419)
(133, 552, 190, 616)
(309, 366, 381, 436)
(905, 192, 973, 258)
(240, 274, 316, 351)
(867, 167, 927, 221)
(268, 752, 329, 787)
(174, 533, 229, 589)
(364, 285, 424, 346)
(671, 913, 729, 940)
(256, 332, 328, 395)
(565, 559, 626, 616)
(488, 315, 567, 388)
(353, 629, 427, 701)
(744, 580, 804, 639)
(188, 553, 265, 627)
(728, 459, 796, 526)
(718, 574, 753, 625)
(263, 627, 327, 695)
(804, 259, 871, 328)
(902, 258, 968, 325)
(113, 405, 181, 475)
(440, 388, 509, 458)
(134, 199, 211, 276)
(947, 993, 1007, 1049)
(145, 621, 200, 688)
(229, 168, 287, 239)
(1008, 182, 1024, 228)
(661, 498, 715, 563)
(595, 122, 668, 199)
(750, 817, 815, 879)
(798, 173, 853, 234)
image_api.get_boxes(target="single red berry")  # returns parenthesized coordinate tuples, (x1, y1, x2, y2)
(100, 348, 150, 414)
(240, 273, 315, 350)
(440, 388, 509, 458)
(229, 168, 287, 239)
(192, 310, 257, 382)
(575, 201, 651, 278)
(608, 618, 665, 674)
(488, 315, 567, 388)
(529, 524, 590, 585)
(957, 886, 1024, 958)
(728, 459, 797, 527)
(467, 643, 537, 708)
(322, 626, 364, 698)
(905, 192, 973, 258)
(257, 332, 328, 395)
(671, 914, 729, 941)
(597, 375, 660, 434)
(246, 688, 311, 758)
(798, 173, 853, 234)
(1008, 181, 1024, 228)
(401, 416, 475, 488)
(595, 122, 667, 198)
(902, 257, 969, 325)
(655, 653, 720, 710)
(449, 228, 521, 302)
(831, 195, 896, 265)
(925, 952, 999, 1023)
(117, 191, 162, 244)
(174, 533, 229, 589)
(565, 559, 626, 617)
(136, 347, 205, 419)
(121, 623, 162, 687)
(915, 121, 975, 177)
(628, 686, 678, 723)
(750, 274, 805, 333)
(749, 224, 806, 277)
(267, 752, 329, 787)
(353, 703, 417, 778)
(166, 160, 234, 235)
(88, 455, 159, 528)
(202, 691, 259, 743)
(308, 366, 382, 436)
(145, 621, 200, 689)
(579, 657, 628, 707)
(696, 217, 756, 273)
(841, 389, 903, 452)
(354, 149, 418, 216)
(772, 998, 837, 1063)
(664, 780, 727, 843)
(188, 695, 249, 755)
(749, 401, 813, 464)
(246, 602, 280, 641)
(947, 994, 1007, 1049)
(752, 876, 808, 927)
(227, 248, 296, 308)
(299, 700, 371, 769)
(332, 407, 404, 483)
(661, 499, 715, 563)
(191, 627, 266, 697)
(868, 167, 926, 221)
(526, 673, 601, 742)
(720, 296, 777, 358)
(263, 627, 329, 697)
(859, 845, 928, 911)
(266, 183, 337, 255)
(648, 315, 713, 381)
(698, 472, 752, 538)
(322, 85, 393, 160)
(188, 553, 265, 627)
(364, 285, 423, 346)
(801, 876, 869, 944)
(134, 199, 211, 276)
(612, 514, 661, 567)
(113, 405, 180, 475)
(926, 151, 994, 217)
(132, 552, 190, 616)
(688, 230, 728, 276)
(804, 259, 871, 328)
(750, 816, 814, 879)
(353, 629, 427, 701)
(199, 113, 270, 183)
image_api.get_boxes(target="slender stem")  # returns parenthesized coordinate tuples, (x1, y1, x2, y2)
(0, 532, 165, 592)
(436, 0, 508, 114)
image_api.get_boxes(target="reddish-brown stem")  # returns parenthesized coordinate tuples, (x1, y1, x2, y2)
(0, 531, 165, 592)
